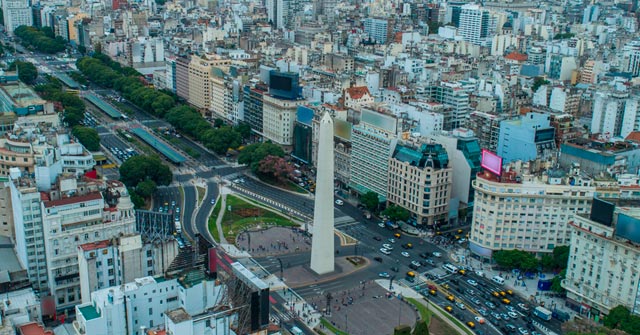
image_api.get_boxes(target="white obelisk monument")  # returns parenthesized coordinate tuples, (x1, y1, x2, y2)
(310, 112, 335, 275)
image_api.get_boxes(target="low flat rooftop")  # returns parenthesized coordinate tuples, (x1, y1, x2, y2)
(78, 304, 101, 321)
(165, 307, 191, 324)
(0, 83, 45, 107)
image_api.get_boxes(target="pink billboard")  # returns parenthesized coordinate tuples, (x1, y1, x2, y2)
(481, 149, 503, 176)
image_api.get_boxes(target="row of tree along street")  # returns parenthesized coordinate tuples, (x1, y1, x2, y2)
(76, 54, 250, 155)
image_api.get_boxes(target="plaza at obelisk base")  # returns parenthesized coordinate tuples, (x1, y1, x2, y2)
(310, 112, 335, 275)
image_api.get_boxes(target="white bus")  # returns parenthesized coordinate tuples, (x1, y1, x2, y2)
(442, 263, 459, 274)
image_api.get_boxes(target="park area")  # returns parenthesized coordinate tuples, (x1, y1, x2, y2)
(208, 194, 299, 243)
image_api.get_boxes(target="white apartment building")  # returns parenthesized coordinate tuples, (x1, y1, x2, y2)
(262, 95, 305, 147)
(75, 272, 230, 335)
(2, 0, 32, 35)
(591, 90, 640, 139)
(42, 180, 136, 310)
(623, 40, 640, 77)
(563, 208, 640, 317)
(469, 164, 595, 257)
(77, 234, 178, 304)
(10, 171, 49, 293)
(458, 4, 490, 46)
(349, 109, 398, 199)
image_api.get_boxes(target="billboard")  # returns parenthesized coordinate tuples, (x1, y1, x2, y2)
(481, 149, 503, 176)
(589, 198, 615, 227)
(616, 213, 640, 243)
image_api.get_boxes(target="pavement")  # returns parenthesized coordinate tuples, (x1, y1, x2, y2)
(236, 226, 311, 257)
(451, 247, 577, 320)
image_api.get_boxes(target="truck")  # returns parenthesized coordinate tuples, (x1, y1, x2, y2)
(533, 306, 552, 321)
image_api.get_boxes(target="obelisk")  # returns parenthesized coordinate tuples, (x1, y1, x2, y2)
(310, 112, 335, 275)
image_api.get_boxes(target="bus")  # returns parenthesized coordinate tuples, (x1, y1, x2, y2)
(442, 263, 459, 274)
(534, 306, 552, 321)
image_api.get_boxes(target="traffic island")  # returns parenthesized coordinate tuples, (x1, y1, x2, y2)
(284, 256, 370, 289)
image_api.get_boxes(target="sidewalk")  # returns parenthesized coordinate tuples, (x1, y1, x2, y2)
(450, 247, 577, 320)
(374, 279, 470, 335)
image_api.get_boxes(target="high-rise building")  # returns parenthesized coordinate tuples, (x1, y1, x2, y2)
(497, 112, 556, 163)
(42, 181, 136, 310)
(387, 140, 452, 226)
(458, 4, 490, 45)
(563, 205, 640, 316)
(591, 90, 640, 139)
(468, 111, 503, 152)
(469, 165, 594, 257)
(623, 41, 640, 77)
(427, 82, 471, 130)
(262, 95, 305, 147)
(431, 129, 482, 208)
(582, 5, 600, 24)
(349, 109, 398, 199)
(77, 234, 178, 304)
(2, 0, 33, 35)
(364, 18, 389, 44)
(243, 83, 267, 136)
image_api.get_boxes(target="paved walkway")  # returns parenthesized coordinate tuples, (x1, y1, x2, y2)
(374, 279, 470, 335)
(236, 227, 311, 257)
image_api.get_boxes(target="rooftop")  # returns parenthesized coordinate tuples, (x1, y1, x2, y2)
(79, 239, 112, 251)
(345, 86, 371, 100)
(18, 322, 53, 335)
(43, 192, 102, 208)
(165, 307, 191, 324)
(0, 235, 23, 274)
(130, 127, 186, 164)
(78, 304, 101, 321)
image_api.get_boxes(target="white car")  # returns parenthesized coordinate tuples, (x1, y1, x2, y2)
(211, 198, 216, 204)
(378, 222, 385, 228)
(432, 252, 442, 257)
(380, 248, 391, 255)
(456, 302, 466, 310)
(467, 279, 478, 286)
(410, 260, 421, 268)
(335, 199, 344, 205)
(507, 312, 519, 319)
(401, 251, 410, 258)
(517, 303, 529, 311)
(382, 244, 393, 250)
(474, 316, 485, 324)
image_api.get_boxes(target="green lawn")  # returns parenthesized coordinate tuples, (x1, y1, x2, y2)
(207, 200, 223, 242)
(320, 318, 350, 335)
(407, 298, 433, 323)
(430, 302, 474, 335)
(196, 186, 205, 206)
(217, 195, 298, 243)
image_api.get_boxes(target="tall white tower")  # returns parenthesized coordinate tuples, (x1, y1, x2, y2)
(310, 112, 335, 275)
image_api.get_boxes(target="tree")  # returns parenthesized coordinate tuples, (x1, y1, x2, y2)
(234, 122, 252, 140)
(604, 306, 631, 330)
(119, 155, 172, 189)
(412, 321, 429, 335)
(531, 77, 550, 93)
(382, 205, 410, 222)
(493, 249, 539, 271)
(9, 61, 38, 84)
(238, 142, 285, 172)
(72, 126, 100, 151)
(394, 325, 412, 335)
(360, 191, 380, 212)
(136, 179, 157, 198)
(127, 188, 145, 208)
(214, 118, 225, 128)
(203, 126, 242, 154)
(257, 155, 293, 184)
(550, 269, 566, 293)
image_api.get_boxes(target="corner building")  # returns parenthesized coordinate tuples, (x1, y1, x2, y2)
(469, 167, 595, 257)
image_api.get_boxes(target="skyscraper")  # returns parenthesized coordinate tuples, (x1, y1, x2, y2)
(458, 4, 490, 45)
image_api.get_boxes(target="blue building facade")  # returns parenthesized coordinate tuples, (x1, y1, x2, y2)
(497, 112, 556, 163)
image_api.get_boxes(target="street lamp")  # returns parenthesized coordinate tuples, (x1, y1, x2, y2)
(277, 258, 284, 281)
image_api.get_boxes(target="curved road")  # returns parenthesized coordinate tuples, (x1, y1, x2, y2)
(195, 180, 220, 245)
(182, 184, 197, 240)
